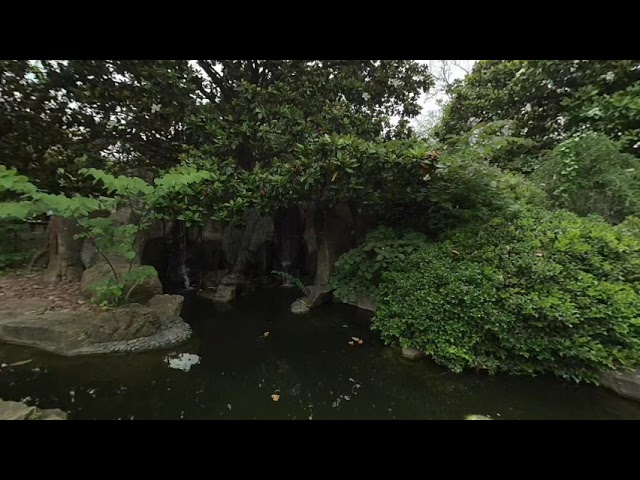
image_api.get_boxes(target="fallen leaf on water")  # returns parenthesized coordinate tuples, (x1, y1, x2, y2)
(8, 359, 32, 367)
(357, 339, 363, 345)
(263, 331, 270, 337)
(348, 341, 354, 346)
(271, 394, 280, 402)
(352, 337, 361, 342)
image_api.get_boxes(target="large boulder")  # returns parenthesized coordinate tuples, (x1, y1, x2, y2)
(305, 284, 333, 308)
(600, 369, 640, 401)
(198, 285, 236, 303)
(202, 269, 229, 288)
(315, 203, 357, 285)
(80, 262, 162, 304)
(302, 203, 322, 281)
(222, 209, 274, 276)
(221, 273, 247, 286)
(0, 400, 67, 420)
(401, 347, 424, 360)
(89, 304, 163, 343)
(0, 294, 191, 355)
(290, 298, 310, 315)
(342, 294, 377, 313)
(148, 294, 184, 319)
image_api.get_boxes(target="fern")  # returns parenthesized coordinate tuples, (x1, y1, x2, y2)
(271, 270, 306, 294)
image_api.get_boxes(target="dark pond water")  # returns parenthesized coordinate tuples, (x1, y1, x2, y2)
(1, 287, 640, 420)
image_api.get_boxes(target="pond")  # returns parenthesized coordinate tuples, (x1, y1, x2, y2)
(1, 287, 640, 420)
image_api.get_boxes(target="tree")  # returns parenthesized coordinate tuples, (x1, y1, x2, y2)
(437, 60, 640, 162)
(190, 60, 433, 169)
(414, 60, 475, 142)
(1, 60, 434, 192)
(1, 60, 203, 192)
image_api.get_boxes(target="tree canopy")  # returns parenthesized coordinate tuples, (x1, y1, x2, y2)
(0, 60, 434, 192)
(437, 60, 640, 161)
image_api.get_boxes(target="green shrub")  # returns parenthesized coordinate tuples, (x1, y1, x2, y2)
(385, 126, 548, 236)
(373, 206, 640, 383)
(331, 226, 428, 303)
(0, 220, 33, 270)
(532, 132, 640, 224)
(617, 216, 640, 237)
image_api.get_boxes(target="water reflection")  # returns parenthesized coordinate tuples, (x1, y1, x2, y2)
(1, 288, 640, 419)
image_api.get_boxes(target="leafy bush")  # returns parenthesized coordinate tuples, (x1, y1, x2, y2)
(373, 206, 640, 383)
(532, 132, 640, 224)
(617, 216, 640, 237)
(390, 126, 547, 236)
(0, 221, 32, 269)
(331, 226, 428, 303)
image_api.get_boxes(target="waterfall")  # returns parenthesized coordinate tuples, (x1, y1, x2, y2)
(178, 221, 192, 290)
(280, 260, 293, 287)
(274, 207, 303, 288)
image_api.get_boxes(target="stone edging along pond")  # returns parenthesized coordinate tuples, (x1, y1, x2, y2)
(0, 294, 192, 356)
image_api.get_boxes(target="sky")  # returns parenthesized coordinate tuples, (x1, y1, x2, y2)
(413, 60, 476, 126)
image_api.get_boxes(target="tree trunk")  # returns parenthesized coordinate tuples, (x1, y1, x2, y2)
(43, 216, 84, 285)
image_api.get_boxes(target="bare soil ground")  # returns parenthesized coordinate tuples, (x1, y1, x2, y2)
(0, 269, 100, 317)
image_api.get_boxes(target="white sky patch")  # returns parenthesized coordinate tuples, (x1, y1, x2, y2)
(411, 60, 476, 128)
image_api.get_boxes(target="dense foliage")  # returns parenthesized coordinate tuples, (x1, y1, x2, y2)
(0, 221, 33, 269)
(331, 226, 428, 303)
(1, 165, 184, 304)
(1, 60, 433, 192)
(373, 207, 640, 383)
(532, 132, 640, 224)
(438, 60, 640, 170)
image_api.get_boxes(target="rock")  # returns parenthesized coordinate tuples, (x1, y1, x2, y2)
(342, 294, 377, 312)
(91, 304, 162, 343)
(600, 368, 640, 401)
(0, 298, 192, 356)
(38, 408, 67, 420)
(198, 285, 236, 303)
(221, 273, 247, 286)
(0, 400, 37, 420)
(315, 203, 357, 285)
(302, 202, 321, 281)
(222, 209, 274, 276)
(80, 262, 162, 304)
(202, 269, 229, 288)
(465, 414, 493, 420)
(401, 347, 424, 360)
(0, 400, 68, 420)
(305, 284, 333, 308)
(290, 298, 310, 315)
(148, 294, 184, 319)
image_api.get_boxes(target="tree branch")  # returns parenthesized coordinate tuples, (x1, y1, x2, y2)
(197, 60, 231, 98)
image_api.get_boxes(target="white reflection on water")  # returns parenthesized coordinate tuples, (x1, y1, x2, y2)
(165, 353, 201, 372)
